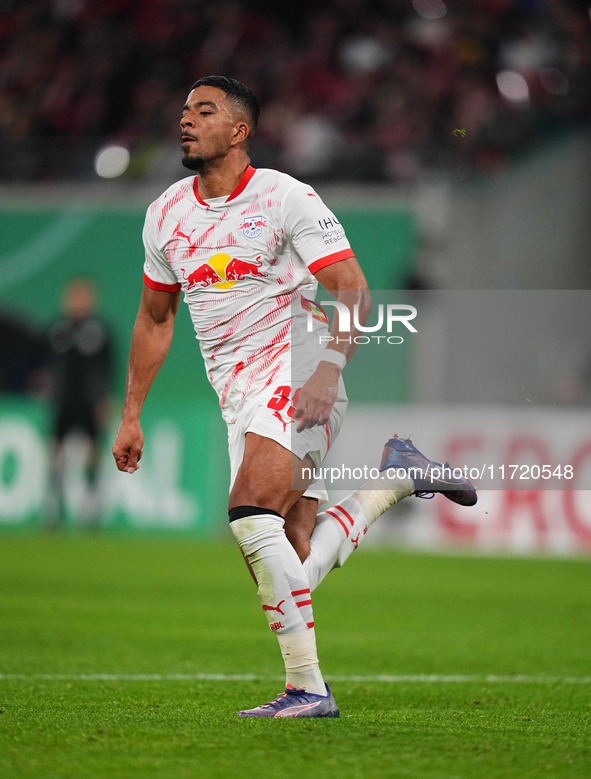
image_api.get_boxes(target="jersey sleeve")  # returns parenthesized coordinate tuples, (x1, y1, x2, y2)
(142, 207, 181, 292)
(283, 183, 355, 275)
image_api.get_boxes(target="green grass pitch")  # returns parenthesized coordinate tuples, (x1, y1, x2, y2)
(1, 535, 590, 778)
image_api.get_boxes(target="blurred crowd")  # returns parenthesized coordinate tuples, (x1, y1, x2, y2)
(0, 0, 589, 182)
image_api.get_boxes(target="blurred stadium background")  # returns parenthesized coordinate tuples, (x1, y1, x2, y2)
(1, 0, 590, 549)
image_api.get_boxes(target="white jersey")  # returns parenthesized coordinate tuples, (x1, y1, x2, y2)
(143, 166, 354, 420)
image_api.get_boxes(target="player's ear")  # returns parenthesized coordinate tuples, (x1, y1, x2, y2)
(231, 121, 250, 147)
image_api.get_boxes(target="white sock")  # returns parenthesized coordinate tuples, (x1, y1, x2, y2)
(230, 512, 326, 695)
(277, 630, 326, 694)
(303, 475, 414, 591)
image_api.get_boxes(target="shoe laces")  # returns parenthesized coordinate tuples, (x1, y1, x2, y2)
(262, 686, 306, 708)
(414, 491, 435, 499)
(261, 691, 288, 709)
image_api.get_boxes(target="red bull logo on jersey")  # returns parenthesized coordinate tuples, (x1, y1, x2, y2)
(181, 264, 222, 289)
(238, 215, 267, 239)
(181, 253, 266, 291)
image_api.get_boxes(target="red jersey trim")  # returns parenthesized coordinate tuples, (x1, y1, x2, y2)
(227, 165, 256, 201)
(192, 177, 207, 207)
(192, 165, 256, 208)
(143, 273, 181, 292)
(308, 249, 355, 276)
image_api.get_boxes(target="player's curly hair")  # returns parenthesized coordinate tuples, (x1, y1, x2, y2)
(190, 75, 260, 133)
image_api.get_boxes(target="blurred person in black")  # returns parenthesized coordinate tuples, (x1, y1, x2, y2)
(47, 277, 113, 528)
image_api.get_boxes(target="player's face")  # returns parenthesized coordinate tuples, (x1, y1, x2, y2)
(180, 86, 241, 171)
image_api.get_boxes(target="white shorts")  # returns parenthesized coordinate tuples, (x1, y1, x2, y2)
(227, 376, 348, 504)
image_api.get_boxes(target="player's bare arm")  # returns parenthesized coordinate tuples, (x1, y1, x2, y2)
(293, 256, 371, 432)
(113, 284, 180, 474)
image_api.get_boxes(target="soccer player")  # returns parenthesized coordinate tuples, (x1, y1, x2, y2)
(113, 76, 476, 718)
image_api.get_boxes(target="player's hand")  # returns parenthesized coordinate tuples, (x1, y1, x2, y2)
(293, 362, 340, 433)
(112, 419, 144, 474)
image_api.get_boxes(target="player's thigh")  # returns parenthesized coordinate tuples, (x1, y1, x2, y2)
(229, 433, 315, 516)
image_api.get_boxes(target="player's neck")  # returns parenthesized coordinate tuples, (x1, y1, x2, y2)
(196, 154, 251, 200)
